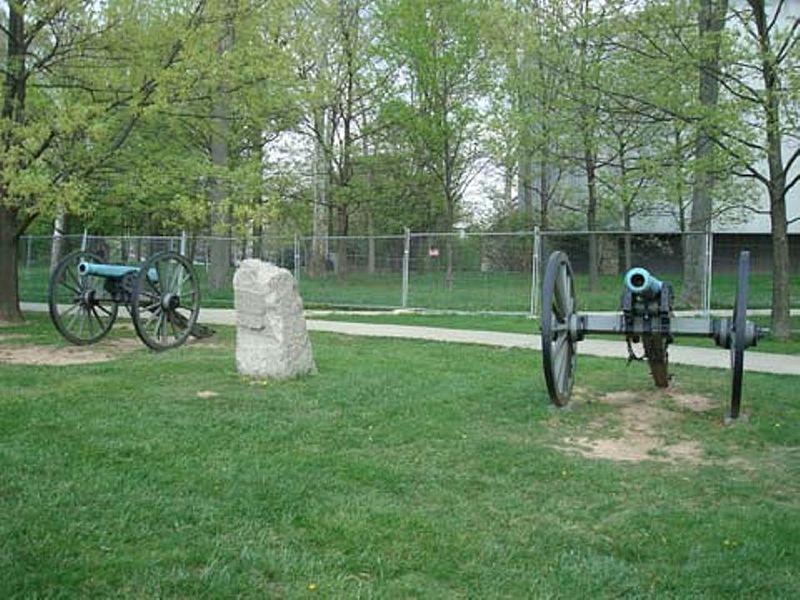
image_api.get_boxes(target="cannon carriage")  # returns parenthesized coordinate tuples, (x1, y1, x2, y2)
(48, 249, 207, 351)
(540, 250, 761, 419)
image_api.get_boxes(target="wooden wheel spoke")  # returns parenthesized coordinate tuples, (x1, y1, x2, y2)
(561, 348, 572, 393)
(94, 303, 114, 316)
(176, 271, 191, 296)
(66, 268, 82, 291)
(59, 280, 81, 295)
(77, 307, 87, 338)
(541, 252, 577, 407)
(90, 306, 107, 329)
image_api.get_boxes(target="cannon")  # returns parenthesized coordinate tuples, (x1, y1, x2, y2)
(540, 250, 761, 419)
(48, 249, 211, 351)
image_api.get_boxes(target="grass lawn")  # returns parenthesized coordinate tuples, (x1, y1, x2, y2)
(1, 314, 799, 597)
(310, 312, 800, 355)
(19, 263, 800, 313)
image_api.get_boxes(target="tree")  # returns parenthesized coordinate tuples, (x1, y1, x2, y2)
(380, 0, 488, 288)
(486, 0, 570, 231)
(133, 0, 300, 282)
(561, 0, 612, 290)
(727, 0, 798, 339)
(0, 0, 205, 323)
(594, 0, 794, 336)
(683, 0, 729, 307)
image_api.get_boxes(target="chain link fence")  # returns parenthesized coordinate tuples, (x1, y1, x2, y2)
(17, 231, 799, 314)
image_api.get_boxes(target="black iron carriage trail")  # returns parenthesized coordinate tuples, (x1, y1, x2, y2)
(540, 250, 761, 420)
(48, 250, 211, 351)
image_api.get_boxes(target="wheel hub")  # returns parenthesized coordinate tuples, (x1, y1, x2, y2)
(81, 289, 97, 306)
(161, 293, 181, 310)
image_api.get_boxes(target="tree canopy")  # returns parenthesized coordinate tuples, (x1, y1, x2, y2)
(1, 0, 797, 336)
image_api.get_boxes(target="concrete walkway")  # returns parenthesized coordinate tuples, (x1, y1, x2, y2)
(21, 303, 800, 376)
(197, 307, 799, 376)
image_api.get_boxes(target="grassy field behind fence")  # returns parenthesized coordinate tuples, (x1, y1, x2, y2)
(1, 315, 799, 597)
(18, 263, 800, 313)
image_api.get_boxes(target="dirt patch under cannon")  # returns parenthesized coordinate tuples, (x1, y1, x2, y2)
(556, 388, 720, 465)
(0, 337, 142, 366)
(0, 332, 221, 366)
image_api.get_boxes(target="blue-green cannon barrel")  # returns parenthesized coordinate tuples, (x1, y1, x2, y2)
(624, 267, 663, 299)
(78, 261, 158, 282)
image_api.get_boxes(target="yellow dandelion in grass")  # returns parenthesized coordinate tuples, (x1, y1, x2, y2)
(308, 582, 317, 592)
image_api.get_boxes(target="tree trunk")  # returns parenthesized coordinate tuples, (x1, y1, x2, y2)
(49, 207, 67, 274)
(367, 209, 376, 274)
(503, 163, 513, 207)
(683, 0, 727, 308)
(518, 148, 534, 220)
(187, 235, 197, 264)
(0, 2, 27, 323)
(769, 184, 791, 339)
(623, 206, 632, 272)
(445, 237, 454, 291)
(584, 146, 599, 291)
(517, 34, 538, 226)
(336, 205, 348, 280)
(0, 207, 23, 323)
(208, 14, 233, 292)
(750, 0, 791, 339)
(310, 110, 329, 277)
(538, 158, 550, 230)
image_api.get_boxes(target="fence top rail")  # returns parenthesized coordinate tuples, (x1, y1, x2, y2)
(408, 230, 537, 238)
(299, 234, 406, 241)
(22, 234, 185, 241)
(23, 230, 774, 242)
(539, 230, 712, 237)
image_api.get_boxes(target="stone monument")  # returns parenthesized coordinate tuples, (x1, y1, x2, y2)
(233, 259, 316, 379)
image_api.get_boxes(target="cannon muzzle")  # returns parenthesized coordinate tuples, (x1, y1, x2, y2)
(624, 267, 663, 299)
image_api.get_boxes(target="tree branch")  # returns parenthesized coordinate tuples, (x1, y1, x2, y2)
(14, 210, 39, 239)
(784, 171, 800, 196)
(767, 0, 787, 36)
(776, 17, 800, 64)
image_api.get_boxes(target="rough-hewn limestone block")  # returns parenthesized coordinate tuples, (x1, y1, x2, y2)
(233, 260, 316, 379)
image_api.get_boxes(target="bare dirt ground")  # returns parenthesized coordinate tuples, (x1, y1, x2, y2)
(0, 331, 222, 366)
(557, 388, 719, 465)
(0, 337, 142, 366)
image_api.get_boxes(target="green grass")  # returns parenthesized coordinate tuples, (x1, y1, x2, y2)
(2, 314, 800, 597)
(310, 312, 800, 355)
(19, 263, 800, 313)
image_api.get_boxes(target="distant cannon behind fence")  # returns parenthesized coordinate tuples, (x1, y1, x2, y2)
(48, 250, 212, 351)
(540, 250, 761, 419)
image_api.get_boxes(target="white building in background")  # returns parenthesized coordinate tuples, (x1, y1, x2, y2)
(635, 0, 800, 235)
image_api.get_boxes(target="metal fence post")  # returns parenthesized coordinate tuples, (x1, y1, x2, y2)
(293, 234, 301, 282)
(704, 231, 714, 316)
(402, 227, 410, 308)
(529, 227, 541, 318)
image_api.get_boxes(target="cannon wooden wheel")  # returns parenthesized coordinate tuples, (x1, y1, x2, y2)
(729, 250, 750, 419)
(48, 249, 119, 345)
(131, 251, 201, 351)
(540, 251, 578, 407)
